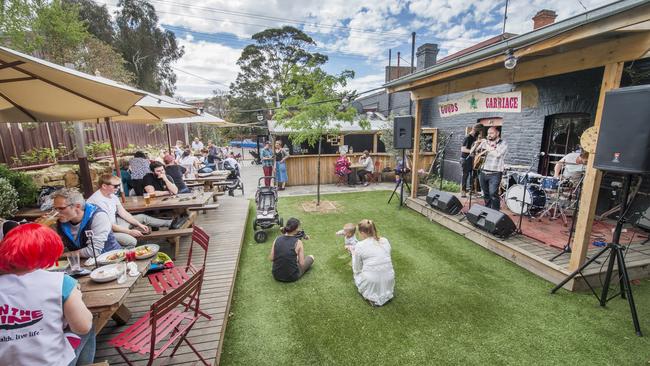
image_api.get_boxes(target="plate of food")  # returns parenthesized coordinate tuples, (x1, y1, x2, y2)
(90, 264, 122, 283)
(134, 244, 159, 260)
(96, 249, 126, 265)
(46, 259, 69, 272)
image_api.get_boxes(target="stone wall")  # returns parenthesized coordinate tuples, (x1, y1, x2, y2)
(23, 160, 114, 192)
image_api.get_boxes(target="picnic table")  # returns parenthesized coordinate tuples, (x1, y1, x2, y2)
(349, 163, 365, 185)
(184, 172, 229, 194)
(78, 258, 152, 334)
(122, 192, 213, 213)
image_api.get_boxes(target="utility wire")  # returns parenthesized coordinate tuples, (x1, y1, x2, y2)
(172, 66, 230, 88)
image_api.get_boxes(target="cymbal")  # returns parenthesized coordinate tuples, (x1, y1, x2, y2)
(580, 126, 598, 154)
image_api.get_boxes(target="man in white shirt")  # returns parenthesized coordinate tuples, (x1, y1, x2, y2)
(191, 137, 204, 151)
(554, 150, 587, 181)
(87, 174, 182, 248)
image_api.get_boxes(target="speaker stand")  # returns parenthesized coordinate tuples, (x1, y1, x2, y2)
(459, 168, 474, 222)
(550, 174, 642, 336)
(388, 149, 411, 208)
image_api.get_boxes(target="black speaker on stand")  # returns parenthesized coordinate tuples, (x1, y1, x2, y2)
(388, 116, 414, 208)
(551, 85, 648, 337)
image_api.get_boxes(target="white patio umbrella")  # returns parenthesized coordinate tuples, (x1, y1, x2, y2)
(0, 46, 145, 122)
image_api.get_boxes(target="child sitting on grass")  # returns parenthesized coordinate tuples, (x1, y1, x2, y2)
(336, 223, 358, 253)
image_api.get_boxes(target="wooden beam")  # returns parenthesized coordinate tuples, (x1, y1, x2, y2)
(568, 62, 624, 271)
(411, 32, 650, 100)
(410, 99, 422, 199)
(388, 4, 650, 93)
(372, 133, 378, 153)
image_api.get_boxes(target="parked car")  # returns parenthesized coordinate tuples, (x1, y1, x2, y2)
(229, 139, 262, 149)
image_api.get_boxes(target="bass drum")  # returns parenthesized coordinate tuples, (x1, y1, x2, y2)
(505, 184, 546, 215)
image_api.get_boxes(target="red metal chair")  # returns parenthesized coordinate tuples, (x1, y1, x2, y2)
(109, 269, 209, 366)
(147, 225, 211, 319)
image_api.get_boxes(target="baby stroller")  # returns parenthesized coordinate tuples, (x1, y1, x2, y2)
(249, 151, 262, 165)
(253, 176, 283, 243)
(223, 160, 244, 196)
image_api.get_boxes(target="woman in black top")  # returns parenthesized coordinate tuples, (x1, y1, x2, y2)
(269, 218, 314, 282)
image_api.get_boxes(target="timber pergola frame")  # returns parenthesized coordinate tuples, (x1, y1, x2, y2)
(385, 0, 650, 273)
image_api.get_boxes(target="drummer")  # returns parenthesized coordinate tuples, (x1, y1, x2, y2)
(554, 150, 588, 181)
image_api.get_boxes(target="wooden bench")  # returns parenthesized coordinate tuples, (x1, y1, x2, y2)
(136, 211, 197, 258)
(189, 203, 220, 214)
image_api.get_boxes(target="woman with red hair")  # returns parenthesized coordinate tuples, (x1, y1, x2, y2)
(0, 223, 94, 365)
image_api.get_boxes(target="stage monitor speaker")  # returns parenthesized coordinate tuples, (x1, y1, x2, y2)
(465, 204, 516, 238)
(594, 85, 650, 174)
(426, 189, 462, 215)
(393, 116, 414, 149)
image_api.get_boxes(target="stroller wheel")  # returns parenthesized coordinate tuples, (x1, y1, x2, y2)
(254, 230, 267, 243)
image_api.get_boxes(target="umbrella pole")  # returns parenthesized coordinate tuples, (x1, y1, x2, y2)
(105, 117, 126, 203)
(166, 124, 172, 154)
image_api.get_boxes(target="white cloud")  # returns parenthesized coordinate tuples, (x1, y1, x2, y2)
(347, 72, 386, 94)
(173, 36, 241, 99)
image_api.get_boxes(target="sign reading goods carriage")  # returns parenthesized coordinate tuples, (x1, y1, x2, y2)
(438, 91, 522, 118)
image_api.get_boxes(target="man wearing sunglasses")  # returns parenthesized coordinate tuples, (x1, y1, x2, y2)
(87, 174, 184, 248)
(53, 188, 121, 258)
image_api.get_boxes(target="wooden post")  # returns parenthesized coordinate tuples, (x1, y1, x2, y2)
(105, 118, 126, 203)
(73, 121, 93, 197)
(568, 62, 624, 271)
(45, 122, 57, 162)
(410, 98, 422, 198)
(372, 133, 378, 153)
(166, 124, 172, 154)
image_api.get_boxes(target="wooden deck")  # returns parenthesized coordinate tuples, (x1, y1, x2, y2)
(406, 197, 650, 291)
(93, 197, 250, 365)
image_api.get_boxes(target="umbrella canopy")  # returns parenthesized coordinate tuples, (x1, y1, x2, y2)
(103, 94, 198, 123)
(164, 112, 242, 127)
(0, 46, 145, 122)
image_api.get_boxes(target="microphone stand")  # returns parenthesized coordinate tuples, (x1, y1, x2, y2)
(437, 132, 454, 191)
(515, 154, 541, 235)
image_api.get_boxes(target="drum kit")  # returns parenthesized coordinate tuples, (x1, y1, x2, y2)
(501, 164, 582, 224)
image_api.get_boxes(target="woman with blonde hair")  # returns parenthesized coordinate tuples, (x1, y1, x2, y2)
(351, 219, 395, 306)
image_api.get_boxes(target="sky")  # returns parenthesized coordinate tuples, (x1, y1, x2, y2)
(99, 0, 617, 100)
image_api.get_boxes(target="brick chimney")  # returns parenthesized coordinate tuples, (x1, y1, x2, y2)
(532, 9, 557, 30)
(416, 43, 439, 71)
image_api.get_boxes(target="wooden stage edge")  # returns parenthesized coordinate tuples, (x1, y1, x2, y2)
(405, 197, 650, 292)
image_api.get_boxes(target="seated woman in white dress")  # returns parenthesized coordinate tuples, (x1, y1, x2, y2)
(351, 219, 395, 306)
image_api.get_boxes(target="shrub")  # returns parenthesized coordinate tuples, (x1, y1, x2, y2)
(0, 165, 39, 208)
(0, 178, 18, 218)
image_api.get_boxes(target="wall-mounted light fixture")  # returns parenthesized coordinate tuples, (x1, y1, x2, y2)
(504, 49, 517, 70)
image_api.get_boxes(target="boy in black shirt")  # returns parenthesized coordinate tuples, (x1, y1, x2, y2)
(143, 161, 178, 196)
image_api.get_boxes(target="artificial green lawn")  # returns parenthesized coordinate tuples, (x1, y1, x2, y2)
(221, 191, 650, 365)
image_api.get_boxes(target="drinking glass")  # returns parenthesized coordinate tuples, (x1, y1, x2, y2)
(67, 251, 81, 273)
(143, 192, 151, 205)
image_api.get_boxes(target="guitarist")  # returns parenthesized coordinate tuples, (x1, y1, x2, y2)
(460, 124, 484, 198)
(473, 127, 508, 210)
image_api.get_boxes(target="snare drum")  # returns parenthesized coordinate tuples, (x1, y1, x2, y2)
(517, 172, 543, 185)
(505, 184, 546, 215)
(540, 176, 560, 191)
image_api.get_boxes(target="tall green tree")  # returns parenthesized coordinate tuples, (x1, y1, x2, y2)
(0, 0, 88, 64)
(275, 66, 361, 205)
(114, 0, 183, 94)
(229, 26, 327, 124)
(62, 0, 113, 44)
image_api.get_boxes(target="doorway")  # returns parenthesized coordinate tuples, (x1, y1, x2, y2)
(538, 113, 591, 175)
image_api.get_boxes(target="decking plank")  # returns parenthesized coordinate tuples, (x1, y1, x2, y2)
(94, 197, 249, 365)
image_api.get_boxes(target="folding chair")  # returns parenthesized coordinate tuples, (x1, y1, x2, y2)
(147, 226, 211, 319)
(109, 269, 209, 366)
(367, 161, 382, 184)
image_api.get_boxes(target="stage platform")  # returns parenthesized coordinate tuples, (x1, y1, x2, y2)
(406, 196, 650, 292)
